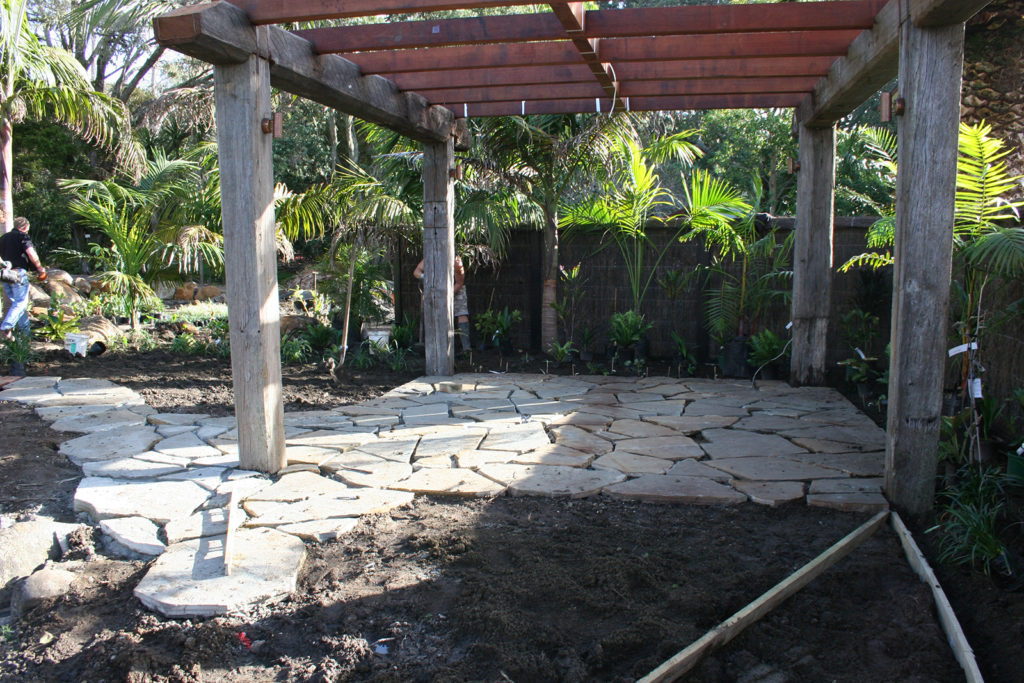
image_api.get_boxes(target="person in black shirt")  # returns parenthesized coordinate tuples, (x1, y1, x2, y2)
(0, 217, 47, 339)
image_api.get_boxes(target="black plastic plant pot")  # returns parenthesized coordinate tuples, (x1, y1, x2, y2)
(719, 337, 751, 379)
(9, 361, 26, 377)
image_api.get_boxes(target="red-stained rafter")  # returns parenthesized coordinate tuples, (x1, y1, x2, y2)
(548, 2, 619, 105)
(294, 2, 884, 54)
(458, 93, 805, 118)
(235, 0, 541, 24)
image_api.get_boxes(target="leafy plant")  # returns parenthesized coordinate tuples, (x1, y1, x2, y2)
(547, 340, 576, 363)
(391, 313, 418, 350)
(475, 307, 522, 348)
(280, 335, 311, 364)
(929, 465, 1010, 577)
(551, 262, 586, 345)
(169, 301, 229, 325)
(748, 329, 789, 370)
(608, 310, 652, 349)
(347, 341, 376, 370)
(0, 331, 35, 364)
(386, 345, 411, 372)
(670, 332, 698, 375)
(302, 324, 342, 359)
(38, 305, 80, 343)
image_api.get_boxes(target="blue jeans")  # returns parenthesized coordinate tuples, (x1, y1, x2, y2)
(1, 271, 31, 335)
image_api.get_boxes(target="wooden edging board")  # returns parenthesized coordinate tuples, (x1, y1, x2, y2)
(890, 512, 984, 683)
(639, 510, 889, 683)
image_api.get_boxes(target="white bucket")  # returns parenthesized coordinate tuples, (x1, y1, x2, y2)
(64, 333, 92, 357)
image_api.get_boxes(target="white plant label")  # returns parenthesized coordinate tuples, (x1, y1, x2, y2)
(971, 378, 983, 399)
(947, 342, 978, 357)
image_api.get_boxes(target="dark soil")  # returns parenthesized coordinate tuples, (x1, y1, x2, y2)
(0, 347, 1017, 681)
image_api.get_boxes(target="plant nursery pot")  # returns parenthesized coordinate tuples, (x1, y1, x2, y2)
(634, 337, 649, 361)
(9, 362, 26, 377)
(1006, 451, 1024, 484)
(719, 337, 751, 378)
(579, 350, 593, 363)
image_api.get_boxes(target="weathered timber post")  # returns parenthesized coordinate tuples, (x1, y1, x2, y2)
(214, 50, 286, 474)
(886, 18, 965, 519)
(790, 124, 836, 386)
(422, 137, 456, 376)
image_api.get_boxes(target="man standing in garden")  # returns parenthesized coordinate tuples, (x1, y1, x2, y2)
(0, 217, 46, 339)
(414, 256, 471, 353)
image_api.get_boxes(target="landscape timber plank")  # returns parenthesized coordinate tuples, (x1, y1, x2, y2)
(910, 0, 993, 27)
(615, 56, 839, 82)
(349, 41, 583, 74)
(384, 65, 594, 91)
(153, 1, 452, 143)
(890, 513, 984, 683)
(599, 30, 863, 62)
(638, 511, 889, 683)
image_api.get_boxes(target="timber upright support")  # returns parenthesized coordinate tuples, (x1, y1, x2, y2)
(422, 137, 456, 376)
(790, 123, 836, 386)
(214, 48, 286, 474)
(886, 17, 965, 519)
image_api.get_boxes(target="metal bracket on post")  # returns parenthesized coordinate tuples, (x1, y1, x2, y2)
(261, 112, 283, 138)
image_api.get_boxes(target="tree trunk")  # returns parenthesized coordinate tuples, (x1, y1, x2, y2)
(540, 206, 559, 351)
(0, 118, 13, 234)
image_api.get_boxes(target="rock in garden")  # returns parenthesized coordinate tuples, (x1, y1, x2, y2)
(11, 566, 77, 618)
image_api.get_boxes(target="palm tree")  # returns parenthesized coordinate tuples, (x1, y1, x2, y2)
(467, 113, 636, 349)
(1, 0, 139, 232)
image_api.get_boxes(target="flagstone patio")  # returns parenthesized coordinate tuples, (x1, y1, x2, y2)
(1, 373, 889, 617)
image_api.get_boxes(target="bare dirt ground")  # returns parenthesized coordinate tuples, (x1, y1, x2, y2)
(0, 347, 1015, 681)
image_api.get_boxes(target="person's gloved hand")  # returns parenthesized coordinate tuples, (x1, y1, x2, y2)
(36, 269, 47, 282)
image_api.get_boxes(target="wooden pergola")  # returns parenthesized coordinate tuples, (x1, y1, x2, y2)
(154, 0, 991, 519)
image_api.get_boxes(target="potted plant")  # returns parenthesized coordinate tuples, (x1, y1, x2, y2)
(748, 328, 789, 380)
(547, 340, 576, 367)
(609, 310, 652, 364)
(1, 331, 36, 376)
(577, 324, 596, 362)
(490, 307, 522, 354)
(670, 332, 698, 377)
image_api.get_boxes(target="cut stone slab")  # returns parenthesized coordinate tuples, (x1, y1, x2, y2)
(807, 492, 889, 513)
(82, 456, 185, 479)
(60, 426, 160, 465)
(732, 481, 805, 507)
(603, 475, 747, 505)
(779, 425, 885, 450)
(700, 429, 807, 459)
(623, 399, 688, 417)
(644, 415, 740, 434)
(162, 467, 228, 491)
(285, 445, 343, 466)
(476, 464, 625, 498)
(401, 403, 451, 424)
(508, 444, 594, 468)
(787, 452, 885, 477)
(549, 425, 613, 456)
(606, 419, 678, 438)
(165, 507, 246, 544)
(592, 452, 673, 475)
(665, 459, 732, 482)
(790, 436, 876, 454)
(350, 414, 400, 429)
(414, 428, 487, 458)
(245, 471, 353, 503)
(809, 478, 884, 494)
(191, 452, 241, 468)
(412, 455, 455, 469)
(133, 527, 305, 617)
(38, 387, 144, 407)
(706, 457, 848, 482)
(350, 437, 419, 463)
(479, 422, 551, 453)
(332, 460, 413, 488)
(513, 397, 581, 415)
(99, 516, 165, 555)
(285, 429, 376, 451)
(614, 435, 704, 460)
(135, 451, 192, 467)
(684, 401, 750, 417)
(153, 432, 222, 460)
(36, 403, 123, 421)
(49, 409, 147, 434)
(282, 411, 354, 429)
(244, 489, 413, 526)
(156, 424, 199, 438)
(277, 518, 359, 542)
(390, 468, 506, 497)
(74, 477, 210, 524)
(148, 413, 210, 426)
(456, 449, 517, 469)
(731, 414, 807, 433)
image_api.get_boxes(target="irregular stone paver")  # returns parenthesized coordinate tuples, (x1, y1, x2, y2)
(157, 424, 198, 438)
(162, 467, 228, 491)
(412, 455, 455, 469)
(284, 445, 343, 466)
(603, 475, 747, 504)
(36, 403, 122, 421)
(614, 435, 704, 460)
(154, 432, 222, 460)
(509, 445, 594, 468)
(455, 449, 516, 469)
(74, 477, 210, 524)
(549, 425, 613, 455)
(165, 508, 246, 544)
(732, 481, 806, 507)
(787, 452, 885, 477)
(479, 422, 551, 453)
(284, 429, 375, 450)
(414, 428, 487, 458)
(282, 411, 353, 429)
(624, 399, 688, 416)
(644, 415, 740, 434)
(731, 414, 807, 433)
(82, 456, 185, 479)
(700, 429, 807, 459)
(402, 403, 451, 424)
(99, 516, 165, 555)
(245, 489, 413, 526)
(684, 401, 749, 417)
(351, 437, 419, 463)
(665, 459, 732, 481)
(277, 518, 359, 542)
(148, 413, 210, 426)
(135, 451, 192, 467)
(606, 419, 678, 438)
(332, 460, 413, 488)
(193, 452, 241, 468)
(50, 409, 147, 434)
(246, 471, 353, 503)
(60, 426, 161, 465)
(706, 457, 848, 482)
(391, 468, 506, 497)
(808, 478, 884, 494)
(134, 527, 305, 617)
(790, 436, 877, 454)
(807, 492, 889, 513)
(779, 425, 885, 450)
(592, 452, 672, 475)
(477, 464, 625, 498)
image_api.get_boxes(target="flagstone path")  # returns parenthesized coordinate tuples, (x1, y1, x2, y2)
(1, 373, 889, 618)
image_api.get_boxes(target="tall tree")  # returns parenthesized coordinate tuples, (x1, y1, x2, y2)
(1, 0, 139, 232)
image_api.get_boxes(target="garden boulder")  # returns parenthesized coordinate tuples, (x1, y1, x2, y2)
(172, 281, 198, 301)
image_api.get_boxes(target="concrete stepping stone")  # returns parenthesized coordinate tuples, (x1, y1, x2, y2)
(277, 518, 359, 542)
(645, 415, 740, 434)
(148, 413, 209, 426)
(401, 403, 451, 424)
(603, 475, 747, 505)
(509, 445, 594, 468)
(809, 478, 884, 494)
(244, 489, 413, 526)
(684, 401, 750, 417)
(732, 481, 806, 507)
(99, 516, 165, 555)
(154, 432, 222, 460)
(414, 428, 487, 458)
(700, 429, 807, 459)
(350, 437, 419, 463)
(614, 435, 704, 460)
(456, 449, 517, 469)
(607, 419, 678, 438)
(285, 429, 376, 451)
(284, 445, 343, 466)
(706, 456, 848, 482)
(665, 459, 732, 482)
(479, 422, 551, 453)
(332, 460, 413, 488)
(165, 507, 246, 544)
(245, 471, 353, 503)
(788, 452, 885, 477)
(807, 492, 889, 513)
(162, 467, 228, 491)
(134, 527, 305, 617)
(593, 452, 673, 475)
(623, 400, 688, 417)
(476, 464, 625, 498)
(549, 425, 614, 455)
(60, 426, 161, 465)
(82, 456, 185, 479)
(74, 477, 210, 524)
(49, 409, 147, 434)
(391, 468, 506, 497)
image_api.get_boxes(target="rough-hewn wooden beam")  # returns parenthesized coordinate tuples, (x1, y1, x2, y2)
(350, 41, 581, 73)
(153, 1, 453, 143)
(911, 0, 993, 27)
(422, 138, 456, 377)
(457, 93, 803, 117)
(384, 65, 594, 90)
(550, 2, 618, 103)
(616, 57, 839, 82)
